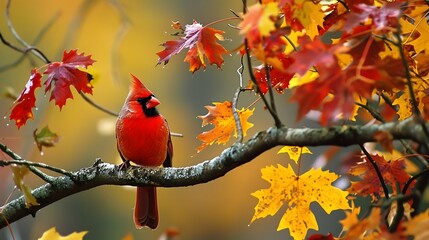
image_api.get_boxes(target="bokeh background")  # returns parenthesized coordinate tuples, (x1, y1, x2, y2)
(0, 1, 346, 239)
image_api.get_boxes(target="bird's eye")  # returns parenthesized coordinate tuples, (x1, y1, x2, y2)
(137, 97, 144, 103)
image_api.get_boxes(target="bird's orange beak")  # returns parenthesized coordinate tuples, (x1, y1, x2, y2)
(146, 96, 161, 109)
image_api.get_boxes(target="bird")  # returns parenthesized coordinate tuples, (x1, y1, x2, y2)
(116, 74, 173, 229)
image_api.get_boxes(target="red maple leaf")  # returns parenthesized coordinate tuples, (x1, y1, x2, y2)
(253, 56, 294, 94)
(289, 34, 405, 124)
(156, 21, 228, 73)
(9, 69, 42, 128)
(43, 49, 95, 109)
(349, 154, 414, 201)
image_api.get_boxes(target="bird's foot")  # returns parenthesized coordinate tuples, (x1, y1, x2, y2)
(118, 160, 131, 171)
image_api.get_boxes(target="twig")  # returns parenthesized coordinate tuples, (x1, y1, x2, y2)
(394, 30, 429, 150)
(359, 144, 390, 199)
(5, 0, 50, 63)
(108, 0, 131, 84)
(232, 87, 244, 143)
(243, 39, 282, 126)
(0, 118, 425, 228)
(264, 63, 282, 127)
(402, 168, 429, 194)
(0, 144, 74, 180)
(79, 92, 119, 117)
(0, 11, 59, 71)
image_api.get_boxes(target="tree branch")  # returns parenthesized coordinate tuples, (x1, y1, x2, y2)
(0, 117, 424, 228)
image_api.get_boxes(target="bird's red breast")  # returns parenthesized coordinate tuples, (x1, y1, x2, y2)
(115, 74, 170, 167)
(115, 74, 173, 229)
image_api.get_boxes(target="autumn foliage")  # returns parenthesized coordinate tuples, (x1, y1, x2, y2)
(4, 0, 429, 239)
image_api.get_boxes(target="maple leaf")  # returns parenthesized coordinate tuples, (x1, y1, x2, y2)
(405, 209, 429, 240)
(393, 80, 426, 120)
(44, 49, 95, 109)
(11, 165, 38, 207)
(290, 0, 326, 39)
(197, 101, 254, 152)
(33, 125, 60, 153)
(348, 154, 413, 200)
(38, 227, 88, 240)
(277, 146, 312, 164)
(341, 2, 401, 34)
(252, 57, 294, 94)
(407, 16, 429, 54)
(157, 21, 228, 73)
(343, 207, 382, 239)
(251, 164, 350, 240)
(239, 2, 280, 47)
(9, 68, 42, 128)
(339, 205, 361, 232)
(289, 35, 405, 124)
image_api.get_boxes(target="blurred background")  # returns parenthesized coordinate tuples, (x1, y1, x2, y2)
(0, 0, 346, 239)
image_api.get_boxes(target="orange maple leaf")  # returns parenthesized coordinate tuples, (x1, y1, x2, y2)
(197, 101, 254, 152)
(157, 21, 228, 73)
(250, 164, 350, 240)
(405, 209, 429, 239)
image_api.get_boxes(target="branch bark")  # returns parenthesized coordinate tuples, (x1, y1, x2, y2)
(0, 117, 424, 228)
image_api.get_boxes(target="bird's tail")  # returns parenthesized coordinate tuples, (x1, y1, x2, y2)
(134, 186, 159, 229)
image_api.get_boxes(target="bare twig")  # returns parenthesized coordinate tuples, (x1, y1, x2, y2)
(5, 0, 51, 63)
(0, 144, 74, 180)
(0, 11, 59, 71)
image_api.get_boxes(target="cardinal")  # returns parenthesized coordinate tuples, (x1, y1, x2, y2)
(116, 74, 173, 229)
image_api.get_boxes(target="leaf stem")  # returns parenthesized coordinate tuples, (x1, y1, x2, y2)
(359, 144, 390, 199)
(204, 17, 241, 28)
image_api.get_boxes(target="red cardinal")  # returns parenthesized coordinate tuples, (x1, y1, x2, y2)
(116, 74, 172, 229)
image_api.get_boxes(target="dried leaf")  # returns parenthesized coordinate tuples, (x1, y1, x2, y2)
(11, 165, 38, 207)
(33, 125, 60, 153)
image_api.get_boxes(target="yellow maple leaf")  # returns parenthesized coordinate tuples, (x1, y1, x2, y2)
(406, 17, 429, 54)
(393, 82, 426, 120)
(277, 146, 312, 164)
(38, 227, 87, 240)
(250, 164, 350, 240)
(11, 165, 38, 207)
(293, 0, 325, 39)
(197, 101, 254, 152)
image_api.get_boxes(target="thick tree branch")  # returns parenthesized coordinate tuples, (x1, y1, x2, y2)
(0, 117, 424, 228)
